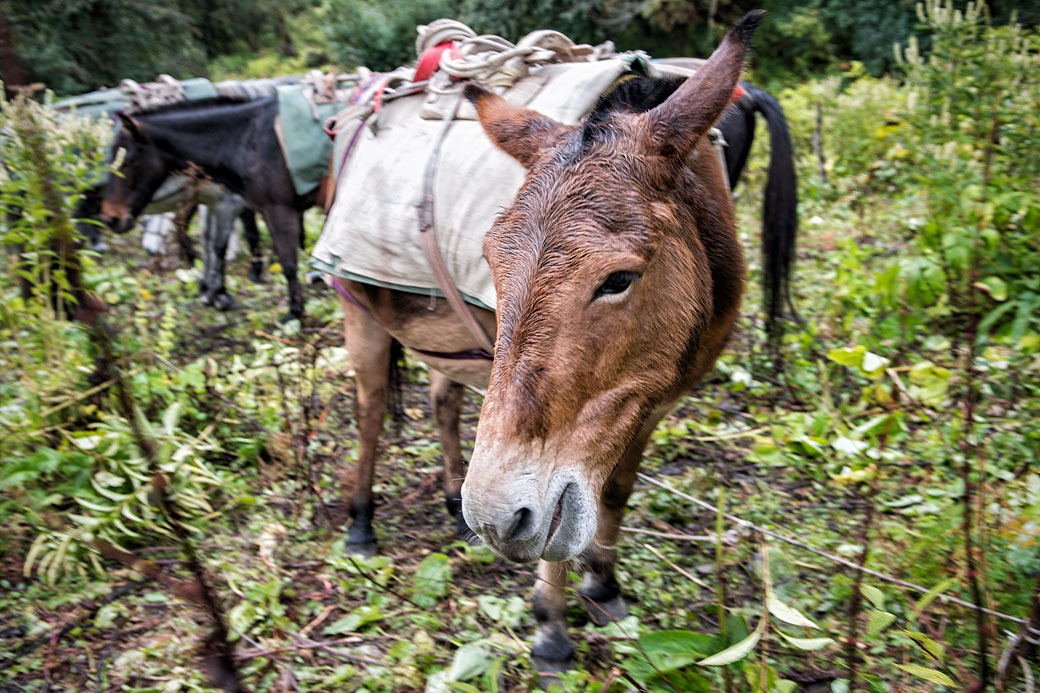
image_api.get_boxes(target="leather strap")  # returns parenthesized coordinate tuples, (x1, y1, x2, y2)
(417, 93, 497, 356)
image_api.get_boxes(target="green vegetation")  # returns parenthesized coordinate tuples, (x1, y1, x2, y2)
(1, 1, 1038, 691)
(4, 0, 1039, 94)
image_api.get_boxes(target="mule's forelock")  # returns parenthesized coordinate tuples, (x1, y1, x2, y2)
(640, 9, 764, 159)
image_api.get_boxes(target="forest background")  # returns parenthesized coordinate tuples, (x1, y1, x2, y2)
(1, 0, 1038, 691)
(4, 0, 1039, 95)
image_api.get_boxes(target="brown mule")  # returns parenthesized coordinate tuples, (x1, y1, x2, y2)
(330, 9, 764, 674)
(458, 11, 764, 673)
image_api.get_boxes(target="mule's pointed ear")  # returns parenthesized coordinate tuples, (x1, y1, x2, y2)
(642, 10, 765, 159)
(464, 83, 567, 169)
(117, 112, 147, 143)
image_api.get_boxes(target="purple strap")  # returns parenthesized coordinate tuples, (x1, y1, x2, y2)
(330, 277, 492, 361)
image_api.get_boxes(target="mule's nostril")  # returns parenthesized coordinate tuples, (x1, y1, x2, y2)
(504, 506, 536, 543)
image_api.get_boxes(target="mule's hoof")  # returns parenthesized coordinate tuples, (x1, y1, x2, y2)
(212, 293, 235, 311)
(581, 593, 628, 627)
(346, 540, 378, 558)
(279, 312, 303, 324)
(91, 240, 108, 253)
(532, 656, 573, 690)
(248, 264, 264, 283)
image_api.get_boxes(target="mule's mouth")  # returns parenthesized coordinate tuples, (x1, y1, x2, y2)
(541, 482, 593, 563)
(546, 492, 565, 545)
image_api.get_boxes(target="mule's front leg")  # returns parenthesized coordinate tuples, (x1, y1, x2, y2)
(429, 371, 470, 537)
(532, 560, 574, 681)
(579, 429, 653, 626)
(338, 293, 392, 556)
(578, 491, 631, 626)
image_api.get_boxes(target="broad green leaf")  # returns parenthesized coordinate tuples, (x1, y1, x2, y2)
(766, 592, 819, 629)
(894, 664, 955, 687)
(867, 610, 896, 637)
(861, 351, 888, 374)
(860, 585, 885, 610)
(412, 553, 451, 608)
(447, 642, 490, 682)
(912, 576, 958, 621)
(698, 617, 764, 666)
(162, 402, 181, 435)
(71, 434, 102, 450)
(899, 630, 945, 661)
(827, 346, 866, 368)
(634, 630, 714, 673)
(324, 614, 362, 635)
(445, 683, 481, 693)
(832, 437, 869, 456)
(775, 629, 836, 651)
(974, 276, 1007, 301)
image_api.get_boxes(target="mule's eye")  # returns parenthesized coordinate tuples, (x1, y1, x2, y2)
(594, 271, 640, 300)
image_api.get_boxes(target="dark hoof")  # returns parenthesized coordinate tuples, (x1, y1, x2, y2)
(279, 312, 303, 324)
(211, 293, 235, 311)
(346, 540, 378, 558)
(248, 263, 263, 283)
(532, 657, 572, 690)
(581, 593, 628, 626)
(91, 240, 108, 253)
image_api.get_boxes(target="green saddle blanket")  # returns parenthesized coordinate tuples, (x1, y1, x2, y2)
(274, 84, 344, 196)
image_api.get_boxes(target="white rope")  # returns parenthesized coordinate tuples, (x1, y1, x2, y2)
(636, 472, 1028, 626)
(120, 75, 187, 112)
(415, 18, 613, 96)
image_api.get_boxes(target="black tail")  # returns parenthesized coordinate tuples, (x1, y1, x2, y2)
(742, 83, 798, 339)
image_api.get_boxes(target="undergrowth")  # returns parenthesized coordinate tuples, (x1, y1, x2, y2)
(1, 2, 1037, 691)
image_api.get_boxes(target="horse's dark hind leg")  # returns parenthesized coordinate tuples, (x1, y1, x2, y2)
(241, 209, 263, 282)
(173, 203, 198, 268)
(430, 370, 470, 537)
(200, 194, 243, 311)
(338, 292, 392, 556)
(262, 206, 304, 321)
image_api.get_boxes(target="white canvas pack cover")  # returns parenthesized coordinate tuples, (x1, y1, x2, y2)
(309, 57, 640, 311)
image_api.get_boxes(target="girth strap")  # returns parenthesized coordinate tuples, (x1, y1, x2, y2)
(417, 93, 498, 357)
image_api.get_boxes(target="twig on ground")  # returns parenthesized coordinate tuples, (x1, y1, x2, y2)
(642, 542, 716, 593)
(620, 526, 717, 542)
(636, 472, 1028, 626)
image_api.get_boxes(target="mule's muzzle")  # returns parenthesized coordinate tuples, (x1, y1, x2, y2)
(103, 214, 132, 234)
(462, 471, 596, 563)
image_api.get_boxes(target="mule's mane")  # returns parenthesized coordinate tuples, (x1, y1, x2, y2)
(581, 72, 685, 145)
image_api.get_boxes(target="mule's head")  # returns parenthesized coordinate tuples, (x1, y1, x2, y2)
(101, 113, 175, 233)
(460, 12, 763, 563)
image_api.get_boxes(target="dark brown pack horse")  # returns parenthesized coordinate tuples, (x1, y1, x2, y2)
(331, 11, 774, 672)
(101, 96, 322, 320)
